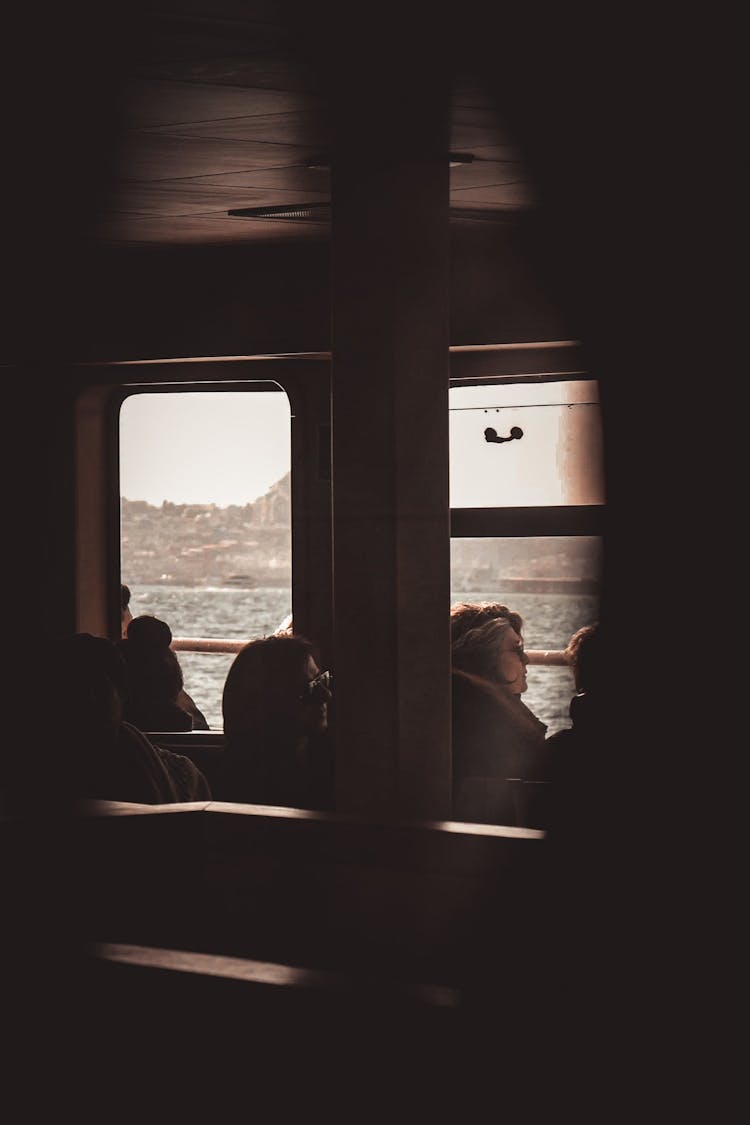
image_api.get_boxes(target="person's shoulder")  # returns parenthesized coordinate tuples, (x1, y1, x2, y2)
(451, 669, 502, 728)
(177, 688, 210, 730)
(569, 690, 604, 725)
(452, 668, 496, 703)
(119, 719, 161, 753)
(114, 722, 183, 803)
(516, 697, 548, 739)
(545, 727, 574, 749)
(156, 746, 212, 800)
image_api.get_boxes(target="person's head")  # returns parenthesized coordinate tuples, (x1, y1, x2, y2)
(565, 622, 602, 694)
(120, 584, 133, 639)
(222, 634, 331, 746)
(119, 615, 184, 701)
(450, 601, 529, 695)
(39, 633, 131, 801)
(53, 632, 129, 744)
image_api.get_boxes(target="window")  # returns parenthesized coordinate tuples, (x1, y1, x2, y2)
(449, 378, 604, 735)
(119, 388, 292, 730)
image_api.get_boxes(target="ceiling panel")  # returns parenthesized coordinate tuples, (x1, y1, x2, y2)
(85, 6, 538, 248)
(120, 78, 319, 127)
(94, 211, 326, 245)
(181, 167, 330, 191)
(109, 182, 329, 216)
(113, 133, 321, 181)
(451, 183, 537, 209)
(133, 53, 321, 93)
(140, 109, 331, 147)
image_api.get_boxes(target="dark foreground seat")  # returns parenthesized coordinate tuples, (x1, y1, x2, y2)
(77, 941, 485, 1111)
(453, 776, 553, 829)
(4, 801, 606, 1112)
(70, 800, 547, 988)
(150, 730, 225, 793)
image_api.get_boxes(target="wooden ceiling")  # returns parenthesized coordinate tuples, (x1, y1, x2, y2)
(90, 3, 537, 248)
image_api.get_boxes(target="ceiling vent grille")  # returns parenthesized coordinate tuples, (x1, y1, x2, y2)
(227, 202, 519, 225)
(228, 204, 331, 223)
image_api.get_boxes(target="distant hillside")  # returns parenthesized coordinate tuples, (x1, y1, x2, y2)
(122, 470, 601, 591)
(121, 473, 291, 587)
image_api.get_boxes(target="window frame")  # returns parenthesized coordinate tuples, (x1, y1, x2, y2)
(73, 358, 332, 657)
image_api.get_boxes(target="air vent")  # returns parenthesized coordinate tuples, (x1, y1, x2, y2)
(227, 204, 331, 223)
(228, 202, 518, 225)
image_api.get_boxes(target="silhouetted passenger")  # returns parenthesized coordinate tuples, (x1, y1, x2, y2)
(218, 633, 334, 810)
(120, 591, 210, 729)
(536, 621, 611, 842)
(450, 601, 550, 824)
(118, 614, 209, 731)
(52, 632, 211, 804)
(546, 623, 603, 789)
(120, 583, 133, 638)
(546, 622, 604, 754)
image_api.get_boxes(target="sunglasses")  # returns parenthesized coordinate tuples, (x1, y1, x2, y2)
(300, 669, 333, 702)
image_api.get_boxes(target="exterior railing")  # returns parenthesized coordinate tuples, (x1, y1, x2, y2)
(171, 637, 569, 666)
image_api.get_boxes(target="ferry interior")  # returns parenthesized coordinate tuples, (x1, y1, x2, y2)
(4, 0, 699, 1109)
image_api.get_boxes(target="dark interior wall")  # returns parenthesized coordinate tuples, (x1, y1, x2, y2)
(63, 241, 333, 364)
(449, 218, 573, 345)
(30, 218, 571, 366)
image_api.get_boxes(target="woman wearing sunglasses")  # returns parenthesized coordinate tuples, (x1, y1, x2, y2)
(217, 633, 334, 810)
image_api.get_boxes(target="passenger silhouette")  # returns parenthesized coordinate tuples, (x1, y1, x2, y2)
(120, 589, 209, 728)
(120, 583, 133, 638)
(119, 614, 209, 731)
(218, 633, 334, 811)
(546, 622, 604, 754)
(450, 601, 550, 825)
(52, 632, 211, 804)
(542, 622, 607, 835)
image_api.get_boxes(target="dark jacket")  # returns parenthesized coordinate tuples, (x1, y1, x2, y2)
(451, 669, 550, 825)
(546, 690, 603, 754)
(544, 690, 606, 835)
(79, 721, 211, 804)
(217, 729, 334, 811)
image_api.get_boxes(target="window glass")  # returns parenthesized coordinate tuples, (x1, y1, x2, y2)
(449, 380, 604, 508)
(449, 378, 604, 736)
(450, 536, 602, 736)
(119, 389, 292, 730)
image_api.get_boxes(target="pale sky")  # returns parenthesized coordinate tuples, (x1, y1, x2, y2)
(119, 381, 602, 509)
(120, 390, 292, 507)
(448, 380, 603, 507)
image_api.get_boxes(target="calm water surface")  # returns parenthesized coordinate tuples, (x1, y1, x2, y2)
(128, 584, 598, 735)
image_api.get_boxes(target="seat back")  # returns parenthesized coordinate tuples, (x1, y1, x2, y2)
(454, 776, 553, 829)
(453, 776, 517, 826)
(150, 730, 225, 793)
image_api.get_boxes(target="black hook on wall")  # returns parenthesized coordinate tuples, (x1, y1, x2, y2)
(484, 425, 523, 444)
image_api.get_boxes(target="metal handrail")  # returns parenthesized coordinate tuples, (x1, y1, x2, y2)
(172, 637, 246, 654)
(522, 650, 569, 667)
(171, 637, 570, 667)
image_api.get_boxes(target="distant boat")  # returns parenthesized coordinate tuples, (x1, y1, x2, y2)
(224, 574, 258, 588)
